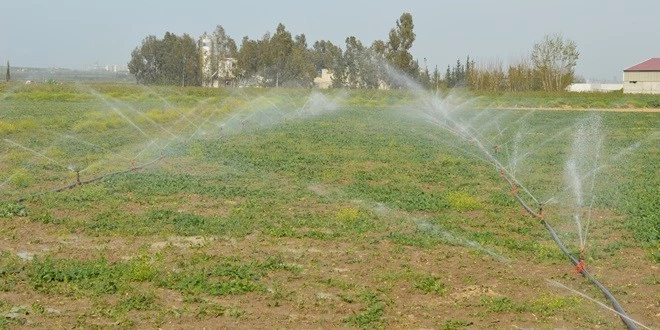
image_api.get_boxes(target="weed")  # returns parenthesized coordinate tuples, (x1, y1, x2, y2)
(117, 292, 160, 312)
(413, 275, 447, 295)
(345, 291, 387, 328)
(195, 302, 243, 319)
(480, 295, 579, 317)
(0, 203, 27, 217)
(441, 319, 473, 330)
(30, 302, 45, 315)
(447, 191, 481, 211)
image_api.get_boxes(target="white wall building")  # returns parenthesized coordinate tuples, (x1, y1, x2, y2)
(200, 33, 236, 88)
(623, 58, 660, 94)
(313, 69, 333, 89)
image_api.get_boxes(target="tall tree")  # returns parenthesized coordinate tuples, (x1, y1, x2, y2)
(5, 61, 9, 82)
(432, 65, 440, 91)
(234, 36, 261, 83)
(284, 33, 316, 87)
(369, 40, 387, 88)
(386, 12, 417, 77)
(343, 36, 363, 88)
(179, 33, 201, 86)
(531, 33, 579, 92)
(507, 56, 536, 91)
(311, 40, 341, 73)
(268, 23, 294, 87)
(444, 65, 452, 88)
(128, 35, 159, 84)
(235, 36, 259, 82)
(128, 32, 200, 86)
(341, 36, 378, 88)
(371, 40, 387, 57)
(213, 25, 237, 59)
(330, 44, 348, 88)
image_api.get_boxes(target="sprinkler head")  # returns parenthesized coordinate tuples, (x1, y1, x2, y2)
(573, 258, 586, 275)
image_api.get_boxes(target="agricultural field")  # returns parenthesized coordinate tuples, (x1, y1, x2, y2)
(0, 83, 658, 329)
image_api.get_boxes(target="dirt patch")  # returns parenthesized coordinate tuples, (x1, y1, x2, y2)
(150, 235, 216, 250)
(0, 205, 656, 329)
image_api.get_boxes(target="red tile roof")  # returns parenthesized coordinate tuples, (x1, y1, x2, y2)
(624, 58, 660, 71)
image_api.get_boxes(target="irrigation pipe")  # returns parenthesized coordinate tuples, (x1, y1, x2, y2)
(500, 171, 637, 330)
(17, 154, 164, 203)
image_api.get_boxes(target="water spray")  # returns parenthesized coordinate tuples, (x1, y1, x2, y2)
(16, 154, 164, 203)
(402, 79, 638, 328)
(546, 280, 652, 330)
(499, 166, 637, 330)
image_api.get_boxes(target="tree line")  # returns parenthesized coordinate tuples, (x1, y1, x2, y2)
(436, 34, 579, 92)
(128, 13, 579, 92)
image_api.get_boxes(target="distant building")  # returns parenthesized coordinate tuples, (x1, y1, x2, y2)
(313, 69, 333, 89)
(623, 58, 660, 94)
(313, 68, 391, 90)
(200, 34, 236, 88)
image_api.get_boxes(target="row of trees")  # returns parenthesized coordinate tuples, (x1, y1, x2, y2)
(233, 23, 318, 87)
(468, 34, 578, 92)
(128, 14, 579, 92)
(128, 13, 420, 89)
(425, 34, 579, 92)
(233, 12, 418, 88)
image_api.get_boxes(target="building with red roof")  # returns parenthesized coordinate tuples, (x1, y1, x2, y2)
(623, 58, 660, 94)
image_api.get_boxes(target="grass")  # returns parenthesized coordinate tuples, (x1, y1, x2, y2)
(480, 295, 580, 318)
(468, 89, 660, 109)
(344, 291, 387, 328)
(0, 82, 657, 328)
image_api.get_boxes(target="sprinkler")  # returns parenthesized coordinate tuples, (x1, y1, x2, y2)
(17, 154, 165, 203)
(503, 172, 637, 330)
(510, 180, 518, 196)
(574, 247, 587, 274)
(492, 163, 636, 328)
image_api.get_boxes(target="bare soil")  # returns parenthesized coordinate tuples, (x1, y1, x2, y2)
(1, 214, 657, 329)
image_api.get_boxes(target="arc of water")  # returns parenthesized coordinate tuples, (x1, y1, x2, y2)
(546, 280, 650, 330)
(3, 139, 70, 171)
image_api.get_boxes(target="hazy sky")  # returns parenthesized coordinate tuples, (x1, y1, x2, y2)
(2, 0, 659, 82)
